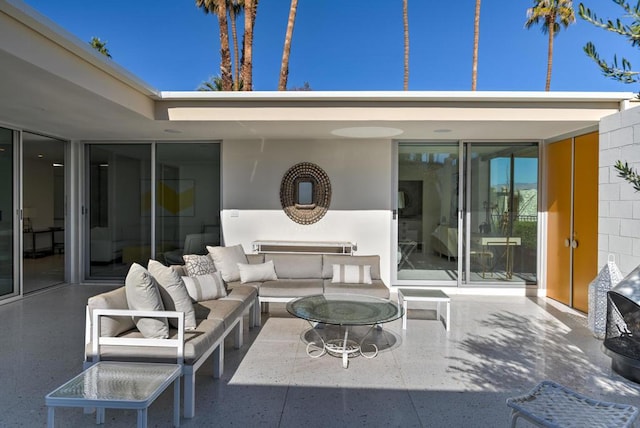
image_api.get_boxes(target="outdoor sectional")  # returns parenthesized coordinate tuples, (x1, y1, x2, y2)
(83, 247, 389, 420)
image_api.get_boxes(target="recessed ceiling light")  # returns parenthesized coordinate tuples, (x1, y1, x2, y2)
(52, 163, 64, 167)
(163, 129, 181, 134)
(331, 127, 404, 138)
(434, 129, 452, 133)
(37, 154, 44, 158)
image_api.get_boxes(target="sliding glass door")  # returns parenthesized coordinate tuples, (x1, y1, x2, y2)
(0, 127, 15, 299)
(397, 144, 460, 283)
(396, 141, 538, 286)
(86, 142, 221, 280)
(465, 144, 538, 284)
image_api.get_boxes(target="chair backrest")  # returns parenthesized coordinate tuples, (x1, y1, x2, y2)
(183, 232, 219, 255)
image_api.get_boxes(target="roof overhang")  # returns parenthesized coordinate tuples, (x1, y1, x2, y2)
(0, 0, 636, 142)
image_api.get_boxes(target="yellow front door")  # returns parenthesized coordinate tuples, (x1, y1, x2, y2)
(546, 138, 572, 305)
(572, 132, 599, 312)
(545, 132, 599, 311)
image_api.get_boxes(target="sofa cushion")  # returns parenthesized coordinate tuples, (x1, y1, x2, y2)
(331, 264, 372, 284)
(246, 253, 265, 264)
(265, 254, 323, 279)
(124, 263, 169, 339)
(86, 318, 225, 365)
(183, 254, 216, 276)
(323, 279, 390, 299)
(87, 287, 135, 337)
(238, 260, 278, 283)
(182, 272, 227, 301)
(193, 299, 244, 329)
(148, 259, 196, 331)
(224, 284, 258, 305)
(207, 244, 248, 282)
(322, 255, 381, 280)
(259, 279, 324, 297)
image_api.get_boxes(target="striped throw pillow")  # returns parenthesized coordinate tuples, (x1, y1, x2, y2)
(182, 272, 227, 302)
(331, 264, 372, 284)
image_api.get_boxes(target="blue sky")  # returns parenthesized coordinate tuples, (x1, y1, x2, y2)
(24, 0, 639, 92)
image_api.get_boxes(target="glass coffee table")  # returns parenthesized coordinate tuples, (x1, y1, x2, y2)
(45, 362, 182, 428)
(287, 294, 403, 368)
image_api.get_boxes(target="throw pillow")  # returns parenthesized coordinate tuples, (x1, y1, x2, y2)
(331, 264, 372, 284)
(237, 260, 278, 283)
(207, 244, 248, 282)
(182, 272, 227, 301)
(183, 254, 216, 276)
(147, 259, 197, 331)
(124, 263, 169, 338)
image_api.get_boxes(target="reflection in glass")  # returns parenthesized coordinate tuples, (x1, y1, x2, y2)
(297, 181, 313, 205)
(397, 144, 459, 282)
(467, 144, 538, 284)
(87, 144, 151, 278)
(156, 143, 221, 266)
(0, 128, 14, 298)
(22, 132, 66, 293)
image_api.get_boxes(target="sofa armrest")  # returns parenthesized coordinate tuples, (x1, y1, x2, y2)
(91, 308, 185, 365)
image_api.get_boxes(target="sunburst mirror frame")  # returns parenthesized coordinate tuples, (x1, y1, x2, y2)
(280, 162, 331, 225)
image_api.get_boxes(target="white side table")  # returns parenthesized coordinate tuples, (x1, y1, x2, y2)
(398, 288, 450, 331)
(45, 362, 182, 428)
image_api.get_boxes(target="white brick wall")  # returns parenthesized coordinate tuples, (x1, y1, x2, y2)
(599, 106, 640, 274)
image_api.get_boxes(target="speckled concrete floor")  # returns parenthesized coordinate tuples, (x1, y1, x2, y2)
(0, 284, 638, 427)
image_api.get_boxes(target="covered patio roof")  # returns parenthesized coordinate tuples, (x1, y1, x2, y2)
(0, 0, 636, 142)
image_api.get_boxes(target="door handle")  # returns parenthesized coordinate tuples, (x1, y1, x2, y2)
(564, 238, 571, 247)
(571, 239, 578, 249)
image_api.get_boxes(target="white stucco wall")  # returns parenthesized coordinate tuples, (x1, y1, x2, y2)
(599, 105, 640, 274)
(220, 138, 393, 283)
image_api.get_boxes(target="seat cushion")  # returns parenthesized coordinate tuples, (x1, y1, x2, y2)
(192, 299, 244, 329)
(323, 279, 390, 299)
(86, 318, 225, 365)
(259, 279, 324, 298)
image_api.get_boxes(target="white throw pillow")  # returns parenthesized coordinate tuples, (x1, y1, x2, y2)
(147, 259, 197, 331)
(207, 244, 248, 282)
(124, 263, 169, 338)
(182, 272, 227, 301)
(182, 254, 216, 276)
(331, 264, 372, 284)
(237, 260, 278, 283)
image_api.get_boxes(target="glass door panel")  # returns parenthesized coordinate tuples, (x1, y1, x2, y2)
(0, 128, 14, 298)
(87, 144, 151, 279)
(466, 144, 538, 284)
(22, 132, 66, 293)
(397, 144, 459, 282)
(156, 143, 221, 266)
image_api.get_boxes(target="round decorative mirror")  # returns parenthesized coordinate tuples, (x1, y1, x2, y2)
(280, 162, 331, 224)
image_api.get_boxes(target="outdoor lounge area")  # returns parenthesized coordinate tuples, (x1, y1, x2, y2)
(2, 284, 639, 427)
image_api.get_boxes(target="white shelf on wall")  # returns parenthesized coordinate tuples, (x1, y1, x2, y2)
(252, 240, 356, 255)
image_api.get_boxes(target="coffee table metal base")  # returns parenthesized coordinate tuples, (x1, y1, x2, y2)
(306, 325, 378, 368)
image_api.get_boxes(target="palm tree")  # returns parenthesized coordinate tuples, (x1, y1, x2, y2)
(525, 0, 576, 91)
(89, 37, 111, 58)
(198, 75, 224, 91)
(403, 0, 409, 90)
(228, 0, 244, 91)
(241, 0, 258, 90)
(278, 0, 299, 91)
(471, 0, 481, 90)
(196, 0, 233, 91)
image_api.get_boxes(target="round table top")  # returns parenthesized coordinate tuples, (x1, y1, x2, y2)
(286, 294, 403, 326)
